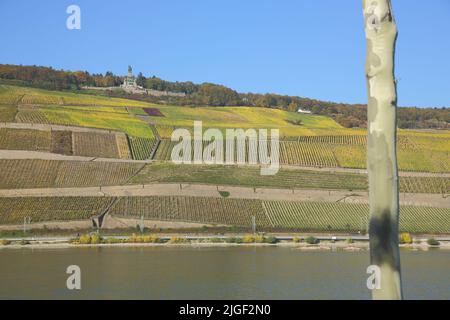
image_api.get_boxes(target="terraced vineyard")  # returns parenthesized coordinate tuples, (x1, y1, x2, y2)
(0, 128, 51, 151)
(0, 127, 132, 159)
(154, 134, 449, 172)
(109, 196, 270, 227)
(296, 135, 366, 144)
(132, 163, 368, 190)
(116, 133, 132, 160)
(0, 159, 143, 189)
(21, 93, 62, 105)
(0, 85, 152, 107)
(132, 163, 449, 194)
(0, 197, 114, 224)
(263, 200, 450, 233)
(2, 84, 449, 172)
(0, 105, 17, 122)
(155, 138, 273, 164)
(15, 106, 154, 138)
(280, 141, 338, 166)
(72, 132, 119, 158)
(0, 86, 24, 104)
(50, 130, 73, 155)
(53, 161, 143, 187)
(15, 109, 50, 124)
(128, 136, 158, 160)
(400, 176, 449, 194)
(0, 194, 448, 233)
(154, 139, 178, 160)
(144, 104, 342, 138)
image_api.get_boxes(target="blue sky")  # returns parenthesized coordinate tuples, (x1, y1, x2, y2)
(0, 0, 449, 107)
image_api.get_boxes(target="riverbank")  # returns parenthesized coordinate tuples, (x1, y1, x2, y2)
(1, 234, 449, 251)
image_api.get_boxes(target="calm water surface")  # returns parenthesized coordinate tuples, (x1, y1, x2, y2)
(0, 247, 448, 299)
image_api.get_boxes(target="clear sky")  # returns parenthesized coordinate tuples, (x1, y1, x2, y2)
(0, 0, 449, 107)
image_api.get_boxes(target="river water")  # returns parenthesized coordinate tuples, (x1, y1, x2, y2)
(0, 246, 448, 299)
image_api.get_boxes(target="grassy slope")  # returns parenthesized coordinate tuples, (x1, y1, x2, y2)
(38, 106, 153, 138)
(137, 104, 343, 137)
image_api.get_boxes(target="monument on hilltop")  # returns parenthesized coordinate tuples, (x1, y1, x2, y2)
(121, 65, 137, 88)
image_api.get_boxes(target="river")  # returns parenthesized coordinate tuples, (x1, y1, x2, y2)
(0, 246, 448, 299)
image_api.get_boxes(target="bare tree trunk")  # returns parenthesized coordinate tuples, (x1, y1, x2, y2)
(363, 0, 402, 300)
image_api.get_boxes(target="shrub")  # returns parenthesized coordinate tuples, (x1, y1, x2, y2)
(169, 236, 189, 244)
(254, 235, 265, 243)
(90, 233, 102, 244)
(243, 235, 255, 243)
(105, 237, 122, 244)
(19, 239, 30, 245)
(346, 238, 354, 244)
(143, 235, 160, 243)
(209, 237, 223, 243)
(293, 236, 301, 243)
(399, 233, 413, 244)
(69, 238, 79, 244)
(218, 191, 230, 198)
(235, 237, 243, 244)
(264, 236, 278, 244)
(78, 234, 92, 244)
(427, 238, 440, 246)
(128, 233, 143, 243)
(225, 237, 236, 243)
(305, 236, 319, 245)
(0, 239, 11, 246)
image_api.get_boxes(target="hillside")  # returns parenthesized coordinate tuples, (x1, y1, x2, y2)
(1, 64, 448, 130)
(0, 84, 449, 172)
(0, 83, 448, 234)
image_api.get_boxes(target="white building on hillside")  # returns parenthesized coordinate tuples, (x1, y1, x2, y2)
(297, 108, 312, 114)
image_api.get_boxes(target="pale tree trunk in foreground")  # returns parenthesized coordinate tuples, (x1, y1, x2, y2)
(362, 0, 402, 299)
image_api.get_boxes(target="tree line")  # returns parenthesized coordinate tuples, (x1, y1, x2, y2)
(0, 64, 448, 129)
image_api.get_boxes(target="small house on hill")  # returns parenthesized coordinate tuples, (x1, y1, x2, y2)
(297, 108, 312, 114)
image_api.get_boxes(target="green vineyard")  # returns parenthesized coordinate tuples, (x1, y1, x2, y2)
(263, 200, 450, 233)
(132, 163, 449, 194)
(280, 141, 338, 166)
(14, 105, 154, 138)
(108, 196, 450, 233)
(0, 196, 114, 224)
(109, 196, 269, 227)
(400, 176, 449, 194)
(0, 105, 17, 122)
(153, 135, 449, 172)
(72, 131, 119, 158)
(128, 136, 158, 160)
(0, 159, 446, 193)
(0, 127, 133, 159)
(0, 195, 448, 233)
(0, 159, 143, 189)
(0, 128, 51, 152)
(116, 133, 133, 160)
(50, 130, 73, 155)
